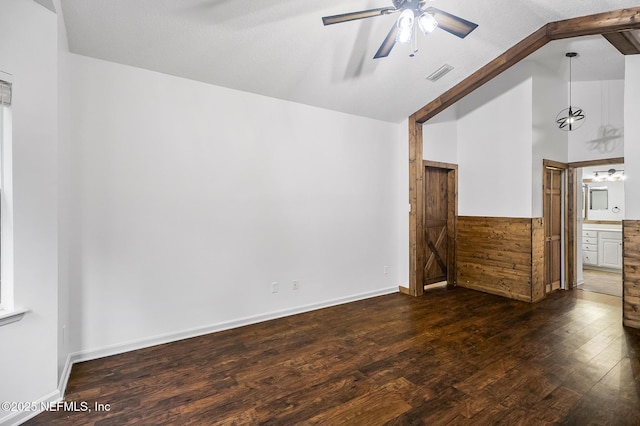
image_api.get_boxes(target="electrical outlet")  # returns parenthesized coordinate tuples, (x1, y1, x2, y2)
(384, 266, 388, 275)
(293, 280, 299, 290)
(271, 282, 278, 293)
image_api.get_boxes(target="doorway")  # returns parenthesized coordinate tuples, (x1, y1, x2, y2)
(558, 157, 625, 294)
(576, 161, 624, 297)
(422, 161, 457, 290)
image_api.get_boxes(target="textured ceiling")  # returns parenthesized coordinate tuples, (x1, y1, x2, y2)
(60, 0, 636, 123)
(528, 35, 625, 82)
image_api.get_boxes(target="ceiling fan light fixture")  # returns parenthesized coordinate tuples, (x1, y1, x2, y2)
(396, 9, 415, 44)
(321, 1, 478, 59)
(418, 13, 438, 35)
(396, 27, 413, 44)
(397, 9, 414, 29)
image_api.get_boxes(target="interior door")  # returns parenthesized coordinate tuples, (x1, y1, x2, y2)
(545, 167, 562, 293)
(424, 166, 449, 286)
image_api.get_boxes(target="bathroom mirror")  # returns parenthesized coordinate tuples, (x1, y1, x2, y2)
(590, 187, 608, 210)
(581, 164, 624, 222)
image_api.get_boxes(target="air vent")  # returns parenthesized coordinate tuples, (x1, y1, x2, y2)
(426, 64, 454, 82)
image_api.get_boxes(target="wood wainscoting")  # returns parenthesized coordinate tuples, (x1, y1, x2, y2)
(623, 220, 640, 328)
(457, 216, 544, 303)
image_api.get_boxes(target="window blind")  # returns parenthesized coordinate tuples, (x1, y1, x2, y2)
(0, 80, 11, 106)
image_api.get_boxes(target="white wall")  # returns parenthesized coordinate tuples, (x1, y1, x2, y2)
(422, 105, 458, 164)
(584, 180, 625, 221)
(421, 60, 622, 221)
(568, 80, 624, 162)
(0, 0, 59, 423)
(396, 119, 410, 290)
(422, 62, 548, 218)
(66, 54, 404, 355)
(56, 0, 72, 383)
(531, 62, 568, 218)
(456, 64, 533, 217)
(624, 56, 640, 219)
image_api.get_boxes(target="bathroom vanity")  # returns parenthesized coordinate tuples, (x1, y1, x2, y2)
(582, 225, 622, 270)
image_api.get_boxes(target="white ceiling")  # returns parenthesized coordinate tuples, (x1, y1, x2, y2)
(60, 0, 637, 123)
(527, 35, 625, 82)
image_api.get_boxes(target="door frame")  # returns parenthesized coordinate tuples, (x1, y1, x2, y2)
(565, 157, 624, 290)
(418, 160, 458, 295)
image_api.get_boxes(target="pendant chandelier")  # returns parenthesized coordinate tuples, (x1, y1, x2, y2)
(556, 52, 585, 131)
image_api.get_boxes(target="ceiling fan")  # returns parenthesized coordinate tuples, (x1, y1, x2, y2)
(322, 0, 478, 59)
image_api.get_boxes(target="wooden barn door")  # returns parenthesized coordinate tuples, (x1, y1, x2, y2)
(424, 166, 450, 286)
(544, 166, 563, 293)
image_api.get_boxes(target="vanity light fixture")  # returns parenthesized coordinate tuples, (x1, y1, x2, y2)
(592, 168, 624, 181)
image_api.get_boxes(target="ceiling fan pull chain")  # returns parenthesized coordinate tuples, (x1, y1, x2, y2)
(410, 21, 419, 57)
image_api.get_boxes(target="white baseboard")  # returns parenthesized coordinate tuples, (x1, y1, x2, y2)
(0, 390, 61, 426)
(56, 286, 398, 401)
(0, 357, 70, 426)
(58, 354, 73, 398)
(583, 266, 623, 274)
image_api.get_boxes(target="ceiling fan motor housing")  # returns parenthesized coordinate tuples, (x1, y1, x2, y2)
(393, 0, 423, 11)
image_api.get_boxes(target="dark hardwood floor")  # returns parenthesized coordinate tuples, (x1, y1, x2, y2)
(26, 286, 640, 425)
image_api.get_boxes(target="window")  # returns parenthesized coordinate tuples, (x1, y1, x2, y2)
(0, 72, 23, 326)
(0, 73, 13, 313)
(0, 72, 24, 326)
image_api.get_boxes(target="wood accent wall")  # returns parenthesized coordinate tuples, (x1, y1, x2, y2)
(531, 218, 545, 302)
(623, 220, 640, 329)
(457, 216, 544, 303)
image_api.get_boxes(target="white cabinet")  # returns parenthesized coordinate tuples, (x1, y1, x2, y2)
(582, 229, 622, 270)
(582, 246, 598, 266)
(598, 232, 622, 269)
(582, 229, 599, 266)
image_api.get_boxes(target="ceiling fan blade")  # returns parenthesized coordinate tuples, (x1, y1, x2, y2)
(374, 24, 399, 59)
(425, 7, 478, 38)
(322, 7, 396, 26)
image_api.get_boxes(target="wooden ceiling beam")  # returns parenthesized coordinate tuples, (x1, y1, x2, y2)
(546, 8, 640, 40)
(602, 31, 640, 55)
(412, 6, 640, 123)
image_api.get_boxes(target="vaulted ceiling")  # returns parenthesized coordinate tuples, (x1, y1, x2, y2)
(60, 0, 640, 123)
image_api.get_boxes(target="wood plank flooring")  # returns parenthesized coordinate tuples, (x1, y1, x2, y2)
(580, 269, 622, 297)
(26, 287, 640, 425)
